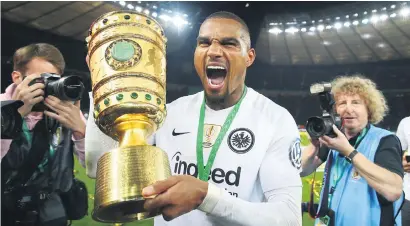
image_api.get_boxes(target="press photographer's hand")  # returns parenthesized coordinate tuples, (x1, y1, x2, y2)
(44, 96, 86, 138)
(319, 125, 355, 156)
(12, 74, 45, 117)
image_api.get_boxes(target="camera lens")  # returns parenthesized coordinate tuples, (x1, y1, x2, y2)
(312, 122, 324, 133)
(62, 76, 84, 100)
(306, 116, 326, 138)
(48, 76, 85, 101)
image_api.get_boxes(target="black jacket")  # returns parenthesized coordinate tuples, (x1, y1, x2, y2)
(1, 117, 75, 225)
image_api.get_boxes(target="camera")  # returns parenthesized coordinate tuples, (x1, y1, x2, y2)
(29, 73, 85, 111)
(306, 83, 342, 138)
(1, 100, 24, 139)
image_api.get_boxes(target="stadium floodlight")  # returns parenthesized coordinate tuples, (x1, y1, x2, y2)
(135, 6, 142, 12)
(302, 21, 307, 24)
(372, 9, 377, 13)
(390, 13, 397, 18)
(362, 18, 369, 24)
(334, 22, 342, 29)
(380, 14, 388, 21)
(400, 7, 410, 17)
(119, 1, 126, 6)
(159, 14, 171, 21)
(301, 28, 307, 32)
(317, 25, 324, 31)
(335, 17, 340, 20)
(344, 22, 351, 27)
(152, 12, 158, 17)
(173, 16, 189, 27)
(127, 4, 134, 10)
(354, 13, 359, 17)
(364, 11, 368, 15)
(153, 5, 157, 9)
(268, 27, 283, 34)
(352, 20, 359, 25)
(346, 15, 349, 18)
(144, 9, 150, 15)
(382, 7, 387, 11)
(309, 26, 316, 32)
(391, 5, 396, 9)
(370, 15, 379, 23)
(285, 27, 299, 33)
(325, 25, 332, 29)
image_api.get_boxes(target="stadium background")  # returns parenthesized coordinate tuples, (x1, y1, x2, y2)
(2, 1, 409, 225)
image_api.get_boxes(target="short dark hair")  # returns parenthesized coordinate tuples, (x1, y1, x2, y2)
(13, 43, 65, 75)
(203, 11, 251, 48)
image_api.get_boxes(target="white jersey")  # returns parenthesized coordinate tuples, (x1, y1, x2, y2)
(397, 116, 410, 200)
(85, 88, 302, 225)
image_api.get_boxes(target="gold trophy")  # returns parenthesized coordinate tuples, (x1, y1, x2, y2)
(86, 11, 171, 223)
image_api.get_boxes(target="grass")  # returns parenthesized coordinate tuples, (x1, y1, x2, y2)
(71, 132, 322, 225)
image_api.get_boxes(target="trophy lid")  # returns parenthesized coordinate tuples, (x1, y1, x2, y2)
(86, 10, 166, 46)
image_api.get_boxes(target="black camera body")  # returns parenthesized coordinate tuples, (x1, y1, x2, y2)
(28, 73, 85, 111)
(1, 100, 24, 139)
(306, 83, 342, 138)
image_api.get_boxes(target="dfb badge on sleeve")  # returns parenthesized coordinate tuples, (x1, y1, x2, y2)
(289, 138, 302, 170)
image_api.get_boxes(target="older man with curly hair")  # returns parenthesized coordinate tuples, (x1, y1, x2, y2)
(301, 75, 404, 226)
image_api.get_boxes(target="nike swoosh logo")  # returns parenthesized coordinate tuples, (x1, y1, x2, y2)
(172, 129, 190, 136)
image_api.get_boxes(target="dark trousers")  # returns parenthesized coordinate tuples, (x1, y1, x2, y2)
(402, 199, 410, 226)
(1, 193, 67, 226)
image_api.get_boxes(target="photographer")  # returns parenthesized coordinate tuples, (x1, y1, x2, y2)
(301, 75, 404, 226)
(1, 43, 87, 226)
(397, 116, 410, 225)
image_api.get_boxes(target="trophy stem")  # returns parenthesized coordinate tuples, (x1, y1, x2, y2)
(114, 114, 156, 147)
(92, 114, 171, 223)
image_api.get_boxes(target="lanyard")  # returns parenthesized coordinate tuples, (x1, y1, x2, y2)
(22, 119, 55, 171)
(328, 126, 369, 208)
(196, 87, 247, 181)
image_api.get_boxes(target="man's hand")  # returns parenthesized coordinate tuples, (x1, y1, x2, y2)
(143, 175, 208, 221)
(12, 74, 45, 117)
(319, 125, 354, 156)
(44, 96, 86, 139)
(403, 155, 410, 173)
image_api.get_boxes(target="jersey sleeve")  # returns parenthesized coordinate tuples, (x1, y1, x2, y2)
(85, 92, 118, 178)
(397, 117, 409, 151)
(259, 110, 302, 192)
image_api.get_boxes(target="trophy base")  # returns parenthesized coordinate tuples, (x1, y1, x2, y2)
(92, 145, 171, 223)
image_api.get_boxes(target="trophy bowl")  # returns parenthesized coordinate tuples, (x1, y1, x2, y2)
(86, 11, 171, 223)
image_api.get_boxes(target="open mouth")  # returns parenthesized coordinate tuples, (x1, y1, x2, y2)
(206, 65, 227, 89)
